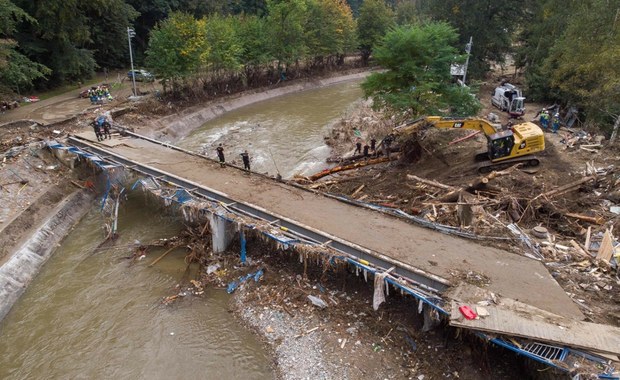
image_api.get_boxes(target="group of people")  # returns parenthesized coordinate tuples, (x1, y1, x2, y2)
(353, 133, 396, 159)
(354, 137, 377, 157)
(91, 115, 112, 141)
(88, 86, 113, 105)
(539, 109, 561, 133)
(216, 144, 251, 172)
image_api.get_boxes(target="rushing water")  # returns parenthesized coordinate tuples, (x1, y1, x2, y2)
(0, 197, 273, 379)
(0, 79, 365, 379)
(178, 79, 364, 178)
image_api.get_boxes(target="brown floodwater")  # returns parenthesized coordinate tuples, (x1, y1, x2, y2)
(0, 197, 273, 379)
(178, 79, 364, 178)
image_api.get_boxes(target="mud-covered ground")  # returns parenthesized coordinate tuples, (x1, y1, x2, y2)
(314, 81, 620, 328)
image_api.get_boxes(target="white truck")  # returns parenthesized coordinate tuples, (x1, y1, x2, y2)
(491, 83, 525, 117)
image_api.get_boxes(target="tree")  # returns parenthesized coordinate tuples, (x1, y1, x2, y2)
(357, 0, 395, 64)
(417, 0, 527, 79)
(265, 0, 308, 71)
(515, 0, 575, 101)
(542, 0, 620, 135)
(15, 0, 99, 85)
(362, 22, 480, 117)
(145, 12, 209, 91)
(395, 0, 425, 26)
(84, 0, 139, 69)
(236, 15, 271, 85)
(204, 14, 243, 76)
(0, 0, 49, 95)
(304, 0, 357, 66)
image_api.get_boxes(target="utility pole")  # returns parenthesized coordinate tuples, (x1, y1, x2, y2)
(462, 36, 473, 85)
(127, 27, 137, 97)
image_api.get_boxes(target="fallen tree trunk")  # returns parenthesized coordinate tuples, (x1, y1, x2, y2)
(536, 175, 596, 199)
(565, 212, 604, 225)
(307, 156, 394, 182)
(406, 174, 455, 190)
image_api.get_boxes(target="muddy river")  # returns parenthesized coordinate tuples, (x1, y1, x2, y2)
(0, 197, 272, 379)
(178, 79, 364, 178)
(0, 79, 363, 378)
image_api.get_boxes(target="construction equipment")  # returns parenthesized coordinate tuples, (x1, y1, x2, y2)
(491, 83, 525, 117)
(394, 116, 545, 173)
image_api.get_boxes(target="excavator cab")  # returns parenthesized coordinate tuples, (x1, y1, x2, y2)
(487, 130, 515, 160)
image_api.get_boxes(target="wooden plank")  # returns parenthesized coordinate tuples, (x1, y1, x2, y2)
(596, 229, 614, 262)
(449, 299, 620, 356)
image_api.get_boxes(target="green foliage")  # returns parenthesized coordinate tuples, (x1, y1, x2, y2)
(84, 0, 139, 69)
(145, 12, 209, 85)
(265, 0, 308, 67)
(305, 0, 357, 60)
(543, 0, 620, 127)
(362, 23, 480, 117)
(0, 0, 49, 94)
(204, 14, 243, 73)
(357, 0, 395, 62)
(395, 0, 425, 26)
(236, 15, 271, 68)
(417, 0, 527, 79)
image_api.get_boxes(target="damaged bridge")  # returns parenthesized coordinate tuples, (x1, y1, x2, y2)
(59, 130, 618, 377)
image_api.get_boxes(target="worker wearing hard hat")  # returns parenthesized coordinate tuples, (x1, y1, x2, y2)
(551, 113, 561, 133)
(539, 109, 549, 130)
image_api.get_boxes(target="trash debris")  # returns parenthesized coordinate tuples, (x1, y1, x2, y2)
(226, 268, 264, 294)
(458, 305, 477, 320)
(206, 263, 221, 274)
(307, 295, 328, 309)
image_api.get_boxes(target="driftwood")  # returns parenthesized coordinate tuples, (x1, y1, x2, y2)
(307, 156, 393, 181)
(351, 184, 365, 197)
(148, 246, 179, 267)
(569, 240, 591, 260)
(596, 229, 615, 263)
(564, 212, 604, 225)
(406, 174, 455, 190)
(584, 226, 592, 251)
(537, 175, 596, 199)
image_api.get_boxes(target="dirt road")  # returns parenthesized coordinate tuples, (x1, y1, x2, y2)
(73, 131, 584, 320)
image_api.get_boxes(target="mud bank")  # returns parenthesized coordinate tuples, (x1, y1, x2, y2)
(148, 71, 372, 141)
(0, 189, 94, 321)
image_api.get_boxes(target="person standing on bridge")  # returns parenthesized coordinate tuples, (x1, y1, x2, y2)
(91, 120, 103, 141)
(240, 150, 251, 172)
(216, 144, 226, 167)
(370, 137, 377, 152)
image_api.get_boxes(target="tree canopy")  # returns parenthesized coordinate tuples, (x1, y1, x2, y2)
(362, 22, 480, 117)
(0, 0, 618, 133)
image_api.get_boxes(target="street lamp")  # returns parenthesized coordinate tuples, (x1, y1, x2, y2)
(462, 36, 473, 85)
(127, 27, 137, 97)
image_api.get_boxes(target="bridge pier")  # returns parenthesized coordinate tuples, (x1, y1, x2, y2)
(209, 214, 236, 254)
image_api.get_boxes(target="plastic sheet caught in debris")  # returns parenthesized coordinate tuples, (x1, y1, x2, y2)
(307, 295, 328, 309)
(227, 269, 264, 294)
(207, 263, 221, 274)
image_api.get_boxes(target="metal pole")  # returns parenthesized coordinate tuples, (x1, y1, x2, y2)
(127, 27, 137, 97)
(463, 36, 473, 85)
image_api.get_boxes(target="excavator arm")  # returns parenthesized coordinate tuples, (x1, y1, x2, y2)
(394, 116, 499, 136)
(392, 115, 545, 173)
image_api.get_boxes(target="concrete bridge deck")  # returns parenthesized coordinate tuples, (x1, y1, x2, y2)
(70, 131, 583, 320)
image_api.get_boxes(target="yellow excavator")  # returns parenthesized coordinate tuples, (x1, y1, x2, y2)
(392, 116, 545, 173)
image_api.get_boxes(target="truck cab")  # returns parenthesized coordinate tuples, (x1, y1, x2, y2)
(491, 83, 525, 117)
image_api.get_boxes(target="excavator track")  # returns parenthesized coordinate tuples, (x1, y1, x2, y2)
(476, 155, 540, 174)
